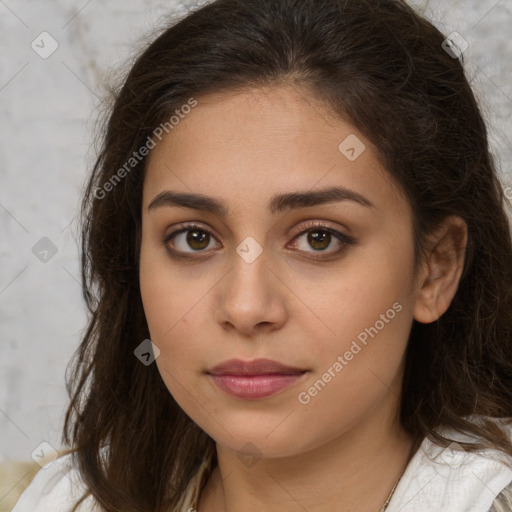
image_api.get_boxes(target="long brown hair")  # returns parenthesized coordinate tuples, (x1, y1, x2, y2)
(62, 0, 512, 510)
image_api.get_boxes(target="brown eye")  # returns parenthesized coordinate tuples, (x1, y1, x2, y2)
(288, 222, 357, 260)
(164, 224, 221, 254)
(307, 230, 332, 251)
(186, 229, 210, 250)
(163, 221, 356, 261)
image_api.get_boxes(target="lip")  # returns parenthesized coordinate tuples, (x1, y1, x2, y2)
(207, 358, 306, 376)
(209, 374, 307, 399)
(206, 358, 308, 400)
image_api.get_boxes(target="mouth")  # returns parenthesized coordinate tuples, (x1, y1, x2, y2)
(206, 358, 308, 399)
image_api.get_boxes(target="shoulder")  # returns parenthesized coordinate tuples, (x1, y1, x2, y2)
(389, 419, 512, 512)
(11, 453, 101, 512)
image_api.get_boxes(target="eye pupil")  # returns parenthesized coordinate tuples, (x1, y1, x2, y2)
(187, 229, 209, 250)
(308, 230, 330, 250)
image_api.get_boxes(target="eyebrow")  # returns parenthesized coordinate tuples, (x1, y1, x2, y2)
(147, 186, 375, 216)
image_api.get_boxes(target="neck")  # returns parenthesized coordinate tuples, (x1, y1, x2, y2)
(197, 401, 416, 512)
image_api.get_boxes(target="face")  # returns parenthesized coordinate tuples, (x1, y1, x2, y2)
(139, 85, 419, 458)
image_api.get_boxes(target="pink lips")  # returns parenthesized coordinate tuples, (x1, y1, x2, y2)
(207, 358, 307, 399)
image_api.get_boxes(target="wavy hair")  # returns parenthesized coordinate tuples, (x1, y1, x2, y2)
(61, 0, 512, 510)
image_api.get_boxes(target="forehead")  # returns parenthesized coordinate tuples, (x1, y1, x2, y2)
(143, 85, 407, 216)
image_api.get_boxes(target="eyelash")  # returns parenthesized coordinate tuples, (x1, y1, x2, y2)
(162, 221, 356, 261)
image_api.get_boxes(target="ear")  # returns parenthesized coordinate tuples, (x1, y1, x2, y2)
(413, 215, 468, 324)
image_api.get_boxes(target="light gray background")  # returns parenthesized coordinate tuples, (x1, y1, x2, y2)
(1, 0, 511, 464)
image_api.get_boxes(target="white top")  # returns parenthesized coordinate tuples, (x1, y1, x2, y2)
(12, 425, 512, 512)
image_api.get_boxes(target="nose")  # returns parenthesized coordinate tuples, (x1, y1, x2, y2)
(214, 245, 288, 337)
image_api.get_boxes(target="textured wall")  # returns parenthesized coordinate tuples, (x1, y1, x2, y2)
(1, 0, 511, 473)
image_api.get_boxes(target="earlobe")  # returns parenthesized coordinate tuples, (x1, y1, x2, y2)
(413, 215, 468, 324)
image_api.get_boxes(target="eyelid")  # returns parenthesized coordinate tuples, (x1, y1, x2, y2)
(289, 219, 350, 238)
(166, 221, 216, 238)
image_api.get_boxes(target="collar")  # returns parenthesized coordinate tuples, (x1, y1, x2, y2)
(388, 426, 512, 511)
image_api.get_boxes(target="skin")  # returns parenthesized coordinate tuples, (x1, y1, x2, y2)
(139, 84, 467, 512)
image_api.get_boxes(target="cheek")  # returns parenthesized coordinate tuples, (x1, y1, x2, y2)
(302, 261, 412, 346)
(139, 259, 201, 404)
(140, 231, 192, 334)
(139, 255, 172, 337)
(140, 239, 182, 357)
(139, 242, 210, 375)
(295, 293, 412, 439)
(298, 233, 415, 378)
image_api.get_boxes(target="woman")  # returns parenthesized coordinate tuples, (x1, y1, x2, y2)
(13, 0, 512, 510)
